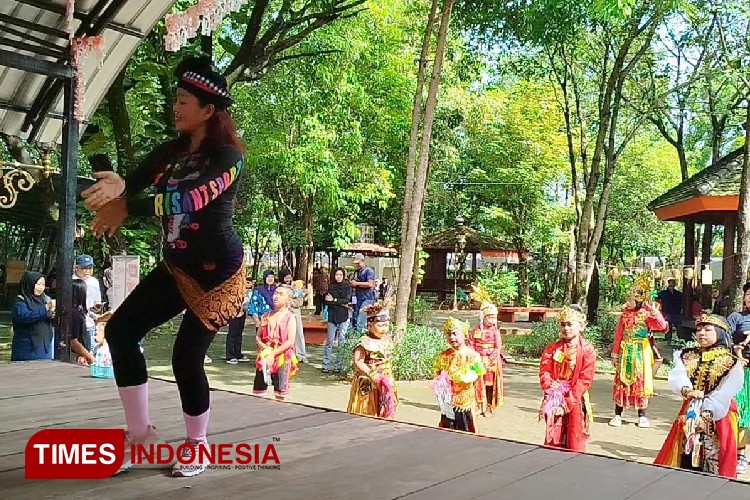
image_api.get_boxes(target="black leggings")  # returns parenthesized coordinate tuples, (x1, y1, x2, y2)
(226, 313, 246, 360)
(105, 264, 216, 416)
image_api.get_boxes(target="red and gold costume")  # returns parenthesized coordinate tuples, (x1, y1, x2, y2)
(612, 274, 668, 410)
(468, 322, 503, 412)
(432, 317, 485, 434)
(655, 314, 743, 478)
(538, 307, 596, 452)
(468, 288, 504, 413)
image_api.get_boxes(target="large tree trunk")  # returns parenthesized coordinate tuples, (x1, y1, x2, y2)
(516, 240, 529, 304)
(409, 159, 432, 303)
(298, 195, 315, 286)
(571, 12, 659, 307)
(729, 108, 750, 312)
(400, 0, 438, 245)
(394, 0, 455, 333)
(107, 68, 135, 174)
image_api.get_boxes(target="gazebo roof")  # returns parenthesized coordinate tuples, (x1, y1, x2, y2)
(0, 0, 174, 144)
(338, 242, 397, 255)
(422, 226, 512, 252)
(648, 147, 744, 222)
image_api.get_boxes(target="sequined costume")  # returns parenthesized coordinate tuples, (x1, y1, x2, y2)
(655, 314, 743, 478)
(612, 301, 668, 409)
(433, 317, 485, 434)
(347, 335, 398, 417)
(539, 333, 596, 452)
(468, 323, 503, 412)
(347, 296, 398, 419)
(467, 288, 504, 414)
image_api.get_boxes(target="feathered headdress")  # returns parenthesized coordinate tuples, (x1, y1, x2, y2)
(363, 283, 394, 323)
(471, 283, 498, 316)
(443, 316, 470, 336)
(629, 271, 653, 302)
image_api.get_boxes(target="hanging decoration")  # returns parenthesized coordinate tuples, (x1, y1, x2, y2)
(70, 36, 106, 122)
(63, 0, 107, 122)
(64, 0, 75, 36)
(164, 0, 250, 52)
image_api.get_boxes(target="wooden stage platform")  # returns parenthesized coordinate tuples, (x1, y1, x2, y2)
(1, 361, 749, 499)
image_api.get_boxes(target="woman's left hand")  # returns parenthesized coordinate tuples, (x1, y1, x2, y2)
(82, 171, 126, 210)
(91, 199, 128, 238)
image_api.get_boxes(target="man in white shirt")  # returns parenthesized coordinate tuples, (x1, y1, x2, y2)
(73, 254, 103, 351)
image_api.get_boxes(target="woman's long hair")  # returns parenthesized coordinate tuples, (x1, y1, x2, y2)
(161, 106, 246, 173)
(72, 279, 87, 309)
(202, 109, 245, 155)
(172, 105, 245, 156)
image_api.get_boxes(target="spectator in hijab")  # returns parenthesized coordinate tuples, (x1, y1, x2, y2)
(249, 270, 276, 327)
(11, 271, 56, 361)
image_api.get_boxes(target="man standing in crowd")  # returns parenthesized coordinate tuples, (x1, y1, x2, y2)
(72, 254, 103, 352)
(657, 278, 682, 343)
(350, 253, 375, 330)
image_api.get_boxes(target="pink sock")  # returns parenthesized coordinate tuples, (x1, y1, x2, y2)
(183, 408, 210, 443)
(118, 384, 150, 439)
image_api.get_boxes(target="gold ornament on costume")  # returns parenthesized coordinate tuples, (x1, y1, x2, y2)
(443, 316, 470, 336)
(557, 306, 587, 325)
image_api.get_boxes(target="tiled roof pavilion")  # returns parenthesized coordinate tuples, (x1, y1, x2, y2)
(649, 147, 744, 223)
(648, 147, 745, 295)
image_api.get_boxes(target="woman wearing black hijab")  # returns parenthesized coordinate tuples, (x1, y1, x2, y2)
(11, 271, 55, 361)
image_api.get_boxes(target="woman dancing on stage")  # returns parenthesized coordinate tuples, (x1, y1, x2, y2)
(82, 56, 245, 478)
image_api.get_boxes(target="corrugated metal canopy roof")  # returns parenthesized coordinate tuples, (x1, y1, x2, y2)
(0, 0, 175, 144)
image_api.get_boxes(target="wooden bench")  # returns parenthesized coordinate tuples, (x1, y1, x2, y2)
(302, 316, 329, 345)
(497, 307, 529, 323)
(528, 307, 561, 322)
(497, 306, 561, 323)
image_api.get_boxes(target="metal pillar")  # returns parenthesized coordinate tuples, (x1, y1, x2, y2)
(55, 76, 79, 362)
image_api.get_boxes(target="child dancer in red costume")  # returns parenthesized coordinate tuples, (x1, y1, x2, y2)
(538, 305, 596, 452)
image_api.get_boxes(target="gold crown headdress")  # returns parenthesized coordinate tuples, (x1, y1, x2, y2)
(695, 313, 729, 333)
(629, 271, 653, 301)
(557, 306, 587, 325)
(471, 284, 498, 315)
(443, 316, 470, 335)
